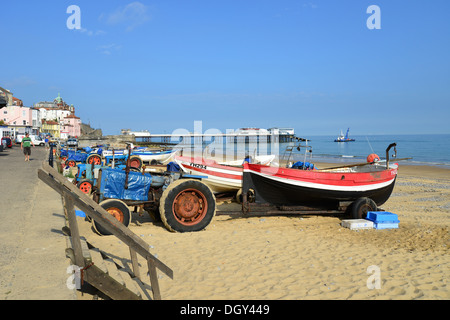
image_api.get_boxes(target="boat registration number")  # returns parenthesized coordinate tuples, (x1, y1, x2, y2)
(190, 163, 207, 170)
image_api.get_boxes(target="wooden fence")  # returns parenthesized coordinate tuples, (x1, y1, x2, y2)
(38, 162, 173, 300)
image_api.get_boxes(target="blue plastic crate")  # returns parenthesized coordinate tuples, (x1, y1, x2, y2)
(366, 211, 399, 224)
(374, 222, 399, 229)
(366, 211, 399, 229)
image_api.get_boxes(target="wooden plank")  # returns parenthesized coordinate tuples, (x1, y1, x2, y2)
(79, 237, 92, 262)
(38, 165, 173, 279)
(147, 258, 161, 300)
(63, 193, 85, 268)
(100, 250, 152, 300)
(129, 248, 141, 280)
(68, 236, 92, 263)
(83, 262, 142, 300)
(99, 249, 149, 299)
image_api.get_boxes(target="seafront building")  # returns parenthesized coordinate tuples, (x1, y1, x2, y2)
(0, 88, 82, 140)
(60, 114, 81, 139)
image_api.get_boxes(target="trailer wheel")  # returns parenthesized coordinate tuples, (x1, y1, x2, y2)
(235, 189, 242, 204)
(77, 179, 93, 194)
(351, 197, 377, 219)
(92, 199, 132, 236)
(87, 154, 102, 165)
(159, 179, 216, 232)
(129, 155, 143, 170)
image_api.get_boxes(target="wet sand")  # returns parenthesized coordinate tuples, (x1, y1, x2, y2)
(76, 163, 449, 300)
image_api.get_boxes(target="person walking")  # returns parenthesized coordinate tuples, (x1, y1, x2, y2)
(21, 132, 35, 161)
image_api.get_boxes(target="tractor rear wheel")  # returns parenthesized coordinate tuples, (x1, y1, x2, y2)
(159, 179, 216, 232)
(92, 199, 132, 236)
(129, 155, 143, 170)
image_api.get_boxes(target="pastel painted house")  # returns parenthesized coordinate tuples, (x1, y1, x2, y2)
(41, 119, 60, 138)
(60, 114, 81, 139)
(2, 104, 43, 136)
(2, 105, 32, 126)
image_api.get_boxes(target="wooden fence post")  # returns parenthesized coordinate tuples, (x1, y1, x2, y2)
(129, 248, 141, 280)
(63, 192, 85, 269)
(147, 258, 161, 300)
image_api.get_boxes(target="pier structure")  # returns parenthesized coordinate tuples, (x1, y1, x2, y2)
(121, 127, 299, 145)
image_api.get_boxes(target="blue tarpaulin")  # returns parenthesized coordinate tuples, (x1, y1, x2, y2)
(166, 161, 180, 172)
(100, 168, 152, 201)
(291, 161, 315, 170)
(61, 149, 88, 162)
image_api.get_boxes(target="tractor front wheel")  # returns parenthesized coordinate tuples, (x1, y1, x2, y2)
(65, 159, 77, 167)
(92, 199, 132, 236)
(77, 179, 93, 194)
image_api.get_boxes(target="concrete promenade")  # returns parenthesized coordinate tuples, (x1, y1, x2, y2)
(0, 144, 76, 299)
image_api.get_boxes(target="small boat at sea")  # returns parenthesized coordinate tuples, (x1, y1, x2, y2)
(174, 154, 276, 193)
(334, 128, 355, 142)
(242, 143, 399, 218)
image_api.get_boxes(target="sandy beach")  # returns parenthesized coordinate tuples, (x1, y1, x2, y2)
(75, 163, 449, 300)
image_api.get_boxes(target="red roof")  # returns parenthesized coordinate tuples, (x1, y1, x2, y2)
(64, 114, 80, 119)
(42, 120, 59, 125)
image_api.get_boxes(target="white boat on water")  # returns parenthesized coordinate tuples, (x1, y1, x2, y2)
(334, 128, 355, 142)
(174, 154, 277, 193)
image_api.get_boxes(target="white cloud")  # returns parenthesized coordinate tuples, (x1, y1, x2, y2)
(97, 43, 122, 55)
(303, 2, 318, 9)
(101, 2, 151, 32)
(78, 28, 106, 36)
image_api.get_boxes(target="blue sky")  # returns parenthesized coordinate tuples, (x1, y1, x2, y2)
(1, 0, 449, 136)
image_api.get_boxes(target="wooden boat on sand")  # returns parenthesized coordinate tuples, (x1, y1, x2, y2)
(174, 155, 276, 193)
(241, 143, 399, 219)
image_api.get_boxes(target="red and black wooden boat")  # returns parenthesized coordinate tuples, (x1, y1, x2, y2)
(242, 143, 399, 219)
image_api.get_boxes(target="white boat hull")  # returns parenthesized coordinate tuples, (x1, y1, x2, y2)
(102, 149, 178, 164)
(174, 156, 243, 193)
(132, 150, 178, 164)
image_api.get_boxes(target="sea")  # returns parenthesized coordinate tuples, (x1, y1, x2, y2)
(173, 134, 450, 168)
(288, 134, 450, 168)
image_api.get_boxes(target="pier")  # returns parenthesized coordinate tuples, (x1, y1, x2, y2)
(121, 127, 301, 145)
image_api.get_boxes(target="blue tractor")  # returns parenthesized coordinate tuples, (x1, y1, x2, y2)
(88, 148, 216, 234)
